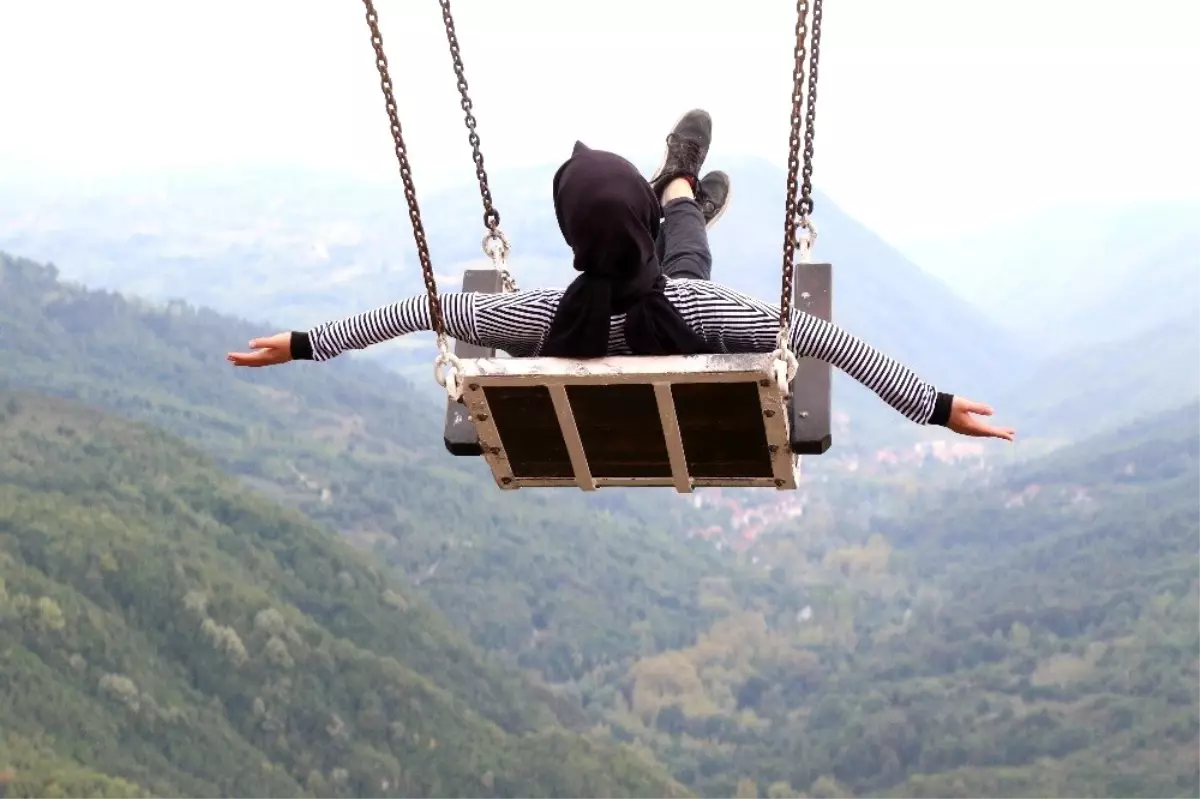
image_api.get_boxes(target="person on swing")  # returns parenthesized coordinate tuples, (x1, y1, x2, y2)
(228, 110, 1015, 442)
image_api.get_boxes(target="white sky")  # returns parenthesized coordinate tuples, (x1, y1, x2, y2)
(0, 0, 1196, 245)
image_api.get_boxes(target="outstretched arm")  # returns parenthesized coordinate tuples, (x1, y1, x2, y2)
(669, 280, 1014, 441)
(227, 289, 562, 366)
(227, 293, 473, 366)
(304, 292, 475, 361)
(785, 305, 943, 425)
(787, 307, 1015, 440)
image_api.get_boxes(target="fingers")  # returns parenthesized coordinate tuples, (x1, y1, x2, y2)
(967, 402, 1012, 440)
(958, 397, 994, 416)
(226, 347, 283, 367)
(248, 332, 289, 350)
(949, 399, 1015, 441)
(966, 419, 1016, 441)
(983, 425, 1016, 442)
(228, 332, 291, 368)
(226, 350, 272, 367)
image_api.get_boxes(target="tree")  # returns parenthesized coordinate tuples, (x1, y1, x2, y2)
(736, 777, 759, 798)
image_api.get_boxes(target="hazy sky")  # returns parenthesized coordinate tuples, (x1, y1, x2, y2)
(1, 0, 1196, 245)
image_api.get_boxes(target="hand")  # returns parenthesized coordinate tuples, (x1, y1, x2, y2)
(947, 396, 1015, 441)
(227, 333, 293, 368)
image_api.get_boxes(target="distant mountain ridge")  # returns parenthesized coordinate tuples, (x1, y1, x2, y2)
(998, 313, 1200, 440)
(902, 198, 1200, 352)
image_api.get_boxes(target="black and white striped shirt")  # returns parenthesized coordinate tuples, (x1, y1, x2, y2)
(303, 278, 951, 426)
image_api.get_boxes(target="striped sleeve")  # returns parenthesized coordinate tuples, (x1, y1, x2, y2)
(669, 280, 940, 425)
(787, 308, 939, 425)
(305, 289, 564, 361)
(301, 280, 943, 426)
(307, 293, 478, 361)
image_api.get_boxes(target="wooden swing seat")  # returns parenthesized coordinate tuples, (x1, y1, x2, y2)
(443, 265, 833, 492)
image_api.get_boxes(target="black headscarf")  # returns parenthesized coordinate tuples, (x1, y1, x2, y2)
(540, 141, 712, 358)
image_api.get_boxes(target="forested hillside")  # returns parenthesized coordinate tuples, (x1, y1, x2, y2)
(0, 251, 742, 685)
(571, 403, 1199, 797)
(2, 247, 1197, 798)
(0, 389, 684, 797)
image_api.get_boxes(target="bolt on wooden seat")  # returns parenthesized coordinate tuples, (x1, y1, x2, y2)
(443, 265, 833, 491)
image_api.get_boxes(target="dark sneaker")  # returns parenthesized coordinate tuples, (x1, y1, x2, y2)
(648, 109, 713, 198)
(697, 171, 731, 228)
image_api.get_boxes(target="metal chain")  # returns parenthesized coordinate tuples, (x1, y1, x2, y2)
(777, 0, 823, 356)
(437, 0, 517, 292)
(799, 0, 823, 221)
(791, 0, 823, 269)
(439, 0, 500, 233)
(777, 0, 811, 351)
(361, 0, 462, 398)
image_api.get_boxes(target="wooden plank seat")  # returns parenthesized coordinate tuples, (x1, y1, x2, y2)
(443, 265, 834, 491)
(458, 353, 794, 491)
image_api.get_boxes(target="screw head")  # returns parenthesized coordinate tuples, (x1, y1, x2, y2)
(764, 409, 775, 418)
(477, 413, 488, 421)
(468, 383, 479, 391)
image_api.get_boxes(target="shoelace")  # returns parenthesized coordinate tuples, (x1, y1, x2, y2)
(667, 135, 704, 175)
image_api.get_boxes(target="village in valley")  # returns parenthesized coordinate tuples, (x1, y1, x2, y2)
(684, 411, 993, 551)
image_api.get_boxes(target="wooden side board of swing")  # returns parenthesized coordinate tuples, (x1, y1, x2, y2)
(789, 261, 833, 455)
(455, 353, 798, 492)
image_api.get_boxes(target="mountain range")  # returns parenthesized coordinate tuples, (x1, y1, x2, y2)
(909, 198, 1200, 441)
(904, 198, 1199, 353)
(2, 251, 1200, 791)
(0, 156, 1196, 796)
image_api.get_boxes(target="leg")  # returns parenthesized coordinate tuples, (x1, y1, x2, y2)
(656, 174, 732, 280)
(648, 110, 732, 280)
(658, 180, 713, 280)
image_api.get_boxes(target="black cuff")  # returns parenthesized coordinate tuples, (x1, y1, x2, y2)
(929, 392, 954, 426)
(290, 331, 314, 361)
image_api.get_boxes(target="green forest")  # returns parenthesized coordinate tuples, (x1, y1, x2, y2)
(1, 252, 1197, 797)
(0, 389, 684, 797)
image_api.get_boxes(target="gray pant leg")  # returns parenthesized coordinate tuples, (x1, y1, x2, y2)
(656, 197, 712, 280)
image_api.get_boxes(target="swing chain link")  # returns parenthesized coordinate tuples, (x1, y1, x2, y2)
(440, 0, 517, 285)
(434, 336, 464, 402)
(482, 231, 519, 293)
(776, 0, 823, 394)
(361, 0, 460, 398)
(799, 0, 823, 221)
(794, 216, 818, 263)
